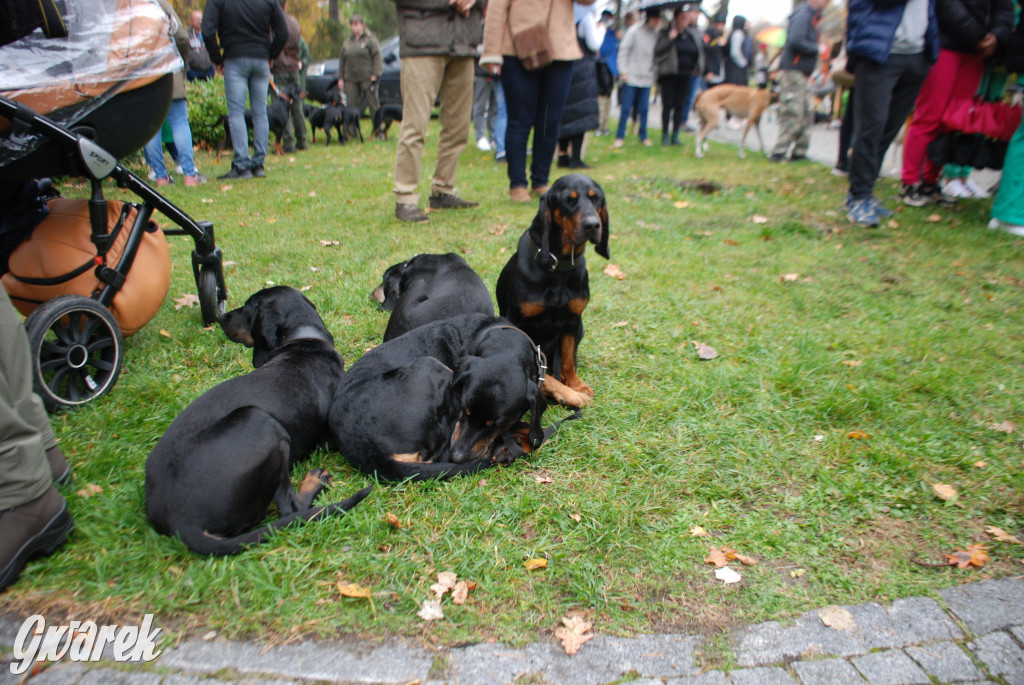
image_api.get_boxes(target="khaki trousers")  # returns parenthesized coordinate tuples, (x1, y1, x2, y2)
(0, 291, 54, 509)
(393, 55, 474, 205)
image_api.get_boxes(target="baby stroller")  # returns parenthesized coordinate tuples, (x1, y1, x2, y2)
(0, 0, 227, 411)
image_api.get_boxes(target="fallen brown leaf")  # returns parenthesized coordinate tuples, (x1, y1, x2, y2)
(705, 547, 728, 568)
(990, 420, 1017, 433)
(531, 470, 554, 484)
(945, 543, 990, 569)
(691, 341, 719, 360)
(842, 360, 863, 367)
(847, 431, 871, 439)
(690, 526, 710, 537)
(986, 526, 1023, 545)
(819, 606, 857, 631)
(603, 263, 626, 280)
(751, 214, 769, 224)
(76, 483, 103, 498)
(780, 273, 800, 282)
(451, 581, 470, 605)
(172, 293, 200, 311)
(926, 213, 942, 222)
(554, 615, 595, 656)
(417, 599, 444, 621)
(524, 558, 548, 571)
(336, 582, 371, 599)
(932, 483, 957, 501)
(430, 572, 458, 598)
(385, 512, 403, 528)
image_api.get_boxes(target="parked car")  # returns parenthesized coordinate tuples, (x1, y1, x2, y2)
(304, 36, 402, 110)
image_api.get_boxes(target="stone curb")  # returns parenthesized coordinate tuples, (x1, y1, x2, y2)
(1, 578, 1021, 684)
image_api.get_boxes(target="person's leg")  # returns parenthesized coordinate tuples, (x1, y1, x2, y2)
(0, 291, 72, 592)
(771, 70, 803, 157)
(249, 59, 271, 169)
(365, 80, 380, 122)
(344, 80, 361, 111)
(921, 53, 983, 185)
(275, 76, 297, 152)
(431, 56, 474, 198)
(658, 76, 675, 142)
(671, 75, 689, 138)
(836, 88, 854, 170)
(222, 58, 251, 170)
(616, 84, 638, 140)
(394, 56, 445, 206)
(568, 132, 585, 165)
(493, 81, 508, 159)
(529, 60, 574, 190)
(878, 53, 931, 168)
(848, 58, 902, 201)
(472, 76, 489, 143)
(165, 98, 199, 177)
(501, 57, 541, 189)
(991, 120, 1024, 227)
(143, 129, 170, 181)
(635, 86, 651, 142)
(598, 94, 610, 133)
(682, 74, 703, 129)
(901, 48, 959, 186)
(791, 73, 813, 157)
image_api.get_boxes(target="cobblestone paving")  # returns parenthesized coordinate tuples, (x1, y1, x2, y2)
(1, 578, 1021, 684)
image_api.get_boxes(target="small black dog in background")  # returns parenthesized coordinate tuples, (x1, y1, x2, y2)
(372, 104, 403, 141)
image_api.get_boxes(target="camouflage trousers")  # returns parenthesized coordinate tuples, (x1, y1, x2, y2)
(770, 69, 812, 158)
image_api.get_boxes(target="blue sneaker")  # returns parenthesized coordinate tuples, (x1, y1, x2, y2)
(847, 198, 879, 228)
(845, 194, 893, 218)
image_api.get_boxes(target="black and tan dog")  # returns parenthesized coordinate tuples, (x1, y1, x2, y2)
(371, 104, 403, 141)
(372, 253, 494, 341)
(215, 83, 303, 159)
(328, 313, 546, 481)
(145, 287, 371, 556)
(321, 104, 363, 145)
(496, 173, 609, 409)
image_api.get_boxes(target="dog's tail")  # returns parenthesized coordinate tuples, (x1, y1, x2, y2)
(177, 486, 372, 556)
(375, 459, 493, 482)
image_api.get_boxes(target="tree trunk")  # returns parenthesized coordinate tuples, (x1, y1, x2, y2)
(329, 0, 339, 22)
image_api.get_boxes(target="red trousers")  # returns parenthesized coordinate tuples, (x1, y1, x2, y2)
(900, 48, 984, 186)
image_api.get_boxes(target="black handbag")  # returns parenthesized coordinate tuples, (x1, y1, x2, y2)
(596, 59, 614, 96)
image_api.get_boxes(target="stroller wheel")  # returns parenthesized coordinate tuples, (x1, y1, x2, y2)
(198, 266, 227, 325)
(24, 296, 125, 412)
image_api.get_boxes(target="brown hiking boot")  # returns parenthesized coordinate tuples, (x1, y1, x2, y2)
(46, 446, 71, 486)
(509, 187, 531, 203)
(0, 486, 74, 591)
(429, 193, 478, 210)
(395, 203, 429, 222)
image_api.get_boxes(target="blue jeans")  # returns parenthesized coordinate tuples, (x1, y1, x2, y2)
(500, 58, 574, 189)
(223, 57, 270, 169)
(615, 84, 650, 141)
(493, 81, 507, 158)
(143, 98, 197, 179)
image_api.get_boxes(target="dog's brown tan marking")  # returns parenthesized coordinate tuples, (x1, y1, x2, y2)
(568, 297, 588, 316)
(541, 375, 591, 407)
(560, 335, 594, 397)
(520, 302, 546, 318)
(392, 452, 421, 463)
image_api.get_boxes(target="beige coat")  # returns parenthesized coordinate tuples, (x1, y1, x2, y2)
(480, 0, 594, 67)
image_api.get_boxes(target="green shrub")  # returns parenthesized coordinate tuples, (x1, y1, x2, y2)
(186, 75, 228, 147)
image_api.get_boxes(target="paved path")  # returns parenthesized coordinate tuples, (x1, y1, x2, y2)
(2, 578, 1022, 684)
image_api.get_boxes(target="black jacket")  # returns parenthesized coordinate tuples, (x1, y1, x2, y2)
(779, 2, 822, 76)
(559, 35, 600, 140)
(936, 0, 1014, 54)
(202, 0, 289, 64)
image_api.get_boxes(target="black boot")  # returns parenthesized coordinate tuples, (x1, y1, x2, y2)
(661, 132, 670, 146)
(671, 132, 681, 146)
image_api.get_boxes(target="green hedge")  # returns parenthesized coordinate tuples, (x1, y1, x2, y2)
(186, 75, 228, 147)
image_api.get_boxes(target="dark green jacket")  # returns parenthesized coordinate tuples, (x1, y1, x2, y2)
(393, 0, 484, 58)
(339, 30, 382, 82)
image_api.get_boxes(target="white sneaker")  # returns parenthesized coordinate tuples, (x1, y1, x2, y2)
(963, 178, 990, 198)
(476, 137, 491, 152)
(942, 178, 971, 198)
(989, 218, 1024, 236)
(175, 164, 184, 175)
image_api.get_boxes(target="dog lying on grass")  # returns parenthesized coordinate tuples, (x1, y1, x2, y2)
(145, 287, 370, 556)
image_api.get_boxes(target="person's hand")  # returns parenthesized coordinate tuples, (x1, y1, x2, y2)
(620, 72, 628, 83)
(337, 78, 344, 89)
(976, 32, 997, 57)
(450, 0, 475, 17)
(370, 75, 377, 82)
(486, 63, 501, 76)
(669, 27, 678, 39)
(215, 63, 224, 75)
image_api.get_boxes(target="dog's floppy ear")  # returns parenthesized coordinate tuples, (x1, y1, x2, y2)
(532, 195, 553, 268)
(595, 195, 611, 260)
(219, 306, 255, 347)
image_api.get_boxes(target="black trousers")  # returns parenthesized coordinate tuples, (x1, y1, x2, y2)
(658, 74, 692, 136)
(848, 52, 930, 200)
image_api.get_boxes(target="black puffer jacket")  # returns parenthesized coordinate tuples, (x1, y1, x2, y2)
(559, 36, 600, 140)
(936, 0, 1014, 54)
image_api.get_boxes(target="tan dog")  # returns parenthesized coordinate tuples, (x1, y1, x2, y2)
(694, 84, 777, 159)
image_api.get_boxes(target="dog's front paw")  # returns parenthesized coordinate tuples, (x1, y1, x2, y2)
(300, 468, 332, 492)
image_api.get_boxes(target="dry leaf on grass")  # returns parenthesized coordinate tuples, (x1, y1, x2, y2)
(337, 582, 372, 599)
(780, 273, 800, 282)
(715, 566, 742, 584)
(986, 526, 1023, 545)
(603, 263, 626, 280)
(451, 581, 470, 605)
(555, 615, 595, 655)
(76, 483, 103, 498)
(159, 330, 172, 338)
(674, 200, 692, 209)
(926, 214, 943, 222)
(430, 572, 458, 598)
(690, 526, 710, 537)
(932, 483, 957, 501)
(531, 470, 554, 484)
(819, 606, 857, 632)
(319, 240, 340, 247)
(945, 543, 990, 569)
(385, 512, 403, 528)
(751, 214, 769, 224)
(842, 360, 863, 367)
(990, 420, 1016, 433)
(172, 294, 200, 311)
(417, 599, 444, 621)
(524, 558, 548, 571)
(847, 431, 871, 439)
(705, 547, 729, 568)
(691, 341, 718, 360)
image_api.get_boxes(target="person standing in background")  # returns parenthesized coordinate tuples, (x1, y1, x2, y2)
(724, 15, 752, 86)
(596, 10, 619, 136)
(769, 0, 827, 162)
(271, 0, 306, 153)
(614, 9, 661, 148)
(338, 15, 382, 118)
(187, 10, 215, 81)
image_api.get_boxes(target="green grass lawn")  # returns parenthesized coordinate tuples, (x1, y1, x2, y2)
(6, 122, 1023, 648)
